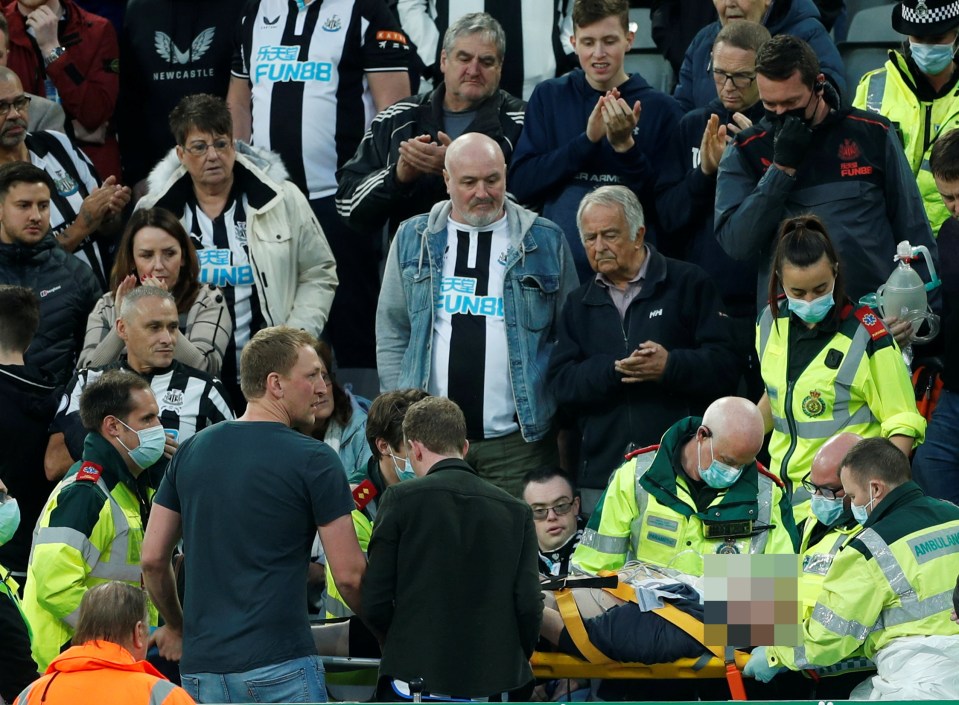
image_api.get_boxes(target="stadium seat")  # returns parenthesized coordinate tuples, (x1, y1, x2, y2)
(626, 52, 673, 93)
(844, 4, 901, 44)
(840, 44, 894, 95)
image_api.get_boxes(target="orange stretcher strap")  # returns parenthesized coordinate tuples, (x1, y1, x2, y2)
(555, 589, 613, 664)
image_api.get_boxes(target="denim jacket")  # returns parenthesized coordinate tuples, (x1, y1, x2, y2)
(376, 199, 578, 441)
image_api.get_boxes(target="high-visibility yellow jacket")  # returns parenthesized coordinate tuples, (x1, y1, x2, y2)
(854, 50, 959, 233)
(767, 482, 959, 670)
(797, 510, 859, 619)
(758, 301, 925, 522)
(571, 417, 799, 577)
(21, 434, 156, 671)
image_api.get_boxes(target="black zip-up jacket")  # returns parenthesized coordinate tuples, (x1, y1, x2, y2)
(547, 244, 739, 489)
(0, 235, 101, 386)
(334, 83, 525, 234)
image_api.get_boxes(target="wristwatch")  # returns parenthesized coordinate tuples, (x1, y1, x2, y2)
(43, 46, 66, 68)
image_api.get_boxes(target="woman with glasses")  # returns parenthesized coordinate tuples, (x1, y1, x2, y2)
(78, 207, 232, 376)
(756, 215, 925, 521)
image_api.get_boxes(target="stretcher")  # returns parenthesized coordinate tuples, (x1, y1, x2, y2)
(533, 578, 752, 700)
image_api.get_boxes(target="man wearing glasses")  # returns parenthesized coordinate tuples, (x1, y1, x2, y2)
(656, 20, 769, 402)
(139, 93, 337, 408)
(522, 467, 584, 579)
(0, 66, 129, 292)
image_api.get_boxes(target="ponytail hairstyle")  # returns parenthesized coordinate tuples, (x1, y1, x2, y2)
(768, 214, 846, 319)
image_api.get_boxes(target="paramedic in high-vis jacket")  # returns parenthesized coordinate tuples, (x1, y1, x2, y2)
(746, 437, 959, 699)
(571, 396, 799, 578)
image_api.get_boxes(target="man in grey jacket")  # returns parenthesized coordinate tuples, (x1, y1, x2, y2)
(376, 132, 578, 498)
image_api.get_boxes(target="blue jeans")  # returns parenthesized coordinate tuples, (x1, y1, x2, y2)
(181, 655, 327, 703)
(912, 389, 959, 504)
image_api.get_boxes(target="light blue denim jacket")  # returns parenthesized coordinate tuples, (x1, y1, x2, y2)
(376, 199, 578, 441)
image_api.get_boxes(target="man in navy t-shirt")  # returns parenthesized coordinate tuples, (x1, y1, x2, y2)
(142, 326, 366, 703)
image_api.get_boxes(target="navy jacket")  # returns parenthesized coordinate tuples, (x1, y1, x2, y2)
(674, 0, 846, 112)
(546, 244, 739, 489)
(509, 69, 682, 282)
(655, 98, 764, 317)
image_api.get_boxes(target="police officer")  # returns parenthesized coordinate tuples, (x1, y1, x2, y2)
(854, 0, 959, 232)
(21, 371, 163, 671)
(747, 437, 959, 699)
(571, 396, 798, 577)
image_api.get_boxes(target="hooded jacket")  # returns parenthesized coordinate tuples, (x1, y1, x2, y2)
(376, 198, 578, 442)
(674, 0, 846, 112)
(0, 234, 101, 385)
(509, 69, 682, 281)
(138, 142, 338, 337)
(13, 641, 193, 705)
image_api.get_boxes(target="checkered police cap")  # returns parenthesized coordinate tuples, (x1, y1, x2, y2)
(893, 0, 959, 37)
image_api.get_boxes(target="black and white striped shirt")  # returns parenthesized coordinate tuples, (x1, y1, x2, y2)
(232, 0, 411, 199)
(52, 358, 234, 480)
(396, 0, 574, 100)
(26, 131, 107, 288)
(183, 191, 263, 385)
(429, 215, 515, 440)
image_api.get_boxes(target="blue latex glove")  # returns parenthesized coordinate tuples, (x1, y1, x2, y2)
(743, 647, 785, 683)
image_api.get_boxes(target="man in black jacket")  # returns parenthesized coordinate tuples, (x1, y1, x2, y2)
(546, 185, 738, 508)
(363, 396, 543, 701)
(0, 162, 100, 385)
(655, 20, 769, 400)
(335, 12, 525, 235)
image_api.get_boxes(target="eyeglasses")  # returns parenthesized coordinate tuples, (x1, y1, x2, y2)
(801, 473, 844, 500)
(0, 95, 30, 115)
(182, 138, 233, 157)
(531, 501, 575, 521)
(712, 69, 756, 89)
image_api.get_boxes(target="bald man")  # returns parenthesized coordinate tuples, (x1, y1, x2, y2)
(572, 396, 799, 576)
(794, 433, 874, 700)
(377, 132, 578, 499)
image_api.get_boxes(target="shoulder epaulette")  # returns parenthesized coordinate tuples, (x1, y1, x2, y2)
(625, 444, 659, 461)
(852, 306, 889, 342)
(75, 461, 103, 483)
(352, 479, 378, 511)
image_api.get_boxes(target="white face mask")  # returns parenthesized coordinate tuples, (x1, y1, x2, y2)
(851, 485, 876, 525)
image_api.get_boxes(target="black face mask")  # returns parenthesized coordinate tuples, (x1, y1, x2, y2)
(765, 87, 819, 128)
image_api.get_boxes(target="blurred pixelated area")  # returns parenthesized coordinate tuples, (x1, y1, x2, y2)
(702, 554, 803, 649)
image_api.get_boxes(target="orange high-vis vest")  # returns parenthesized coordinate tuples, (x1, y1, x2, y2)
(14, 641, 194, 705)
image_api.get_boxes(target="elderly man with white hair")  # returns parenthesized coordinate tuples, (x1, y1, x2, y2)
(547, 185, 741, 511)
(572, 396, 799, 576)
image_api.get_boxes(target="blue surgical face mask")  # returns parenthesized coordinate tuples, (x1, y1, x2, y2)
(0, 495, 20, 545)
(811, 494, 844, 526)
(115, 419, 167, 470)
(851, 485, 875, 526)
(388, 450, 416, 482)
(698, 434, 744, 489)
(910, 41, 956, 76)
(786, 289, 835, 324)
